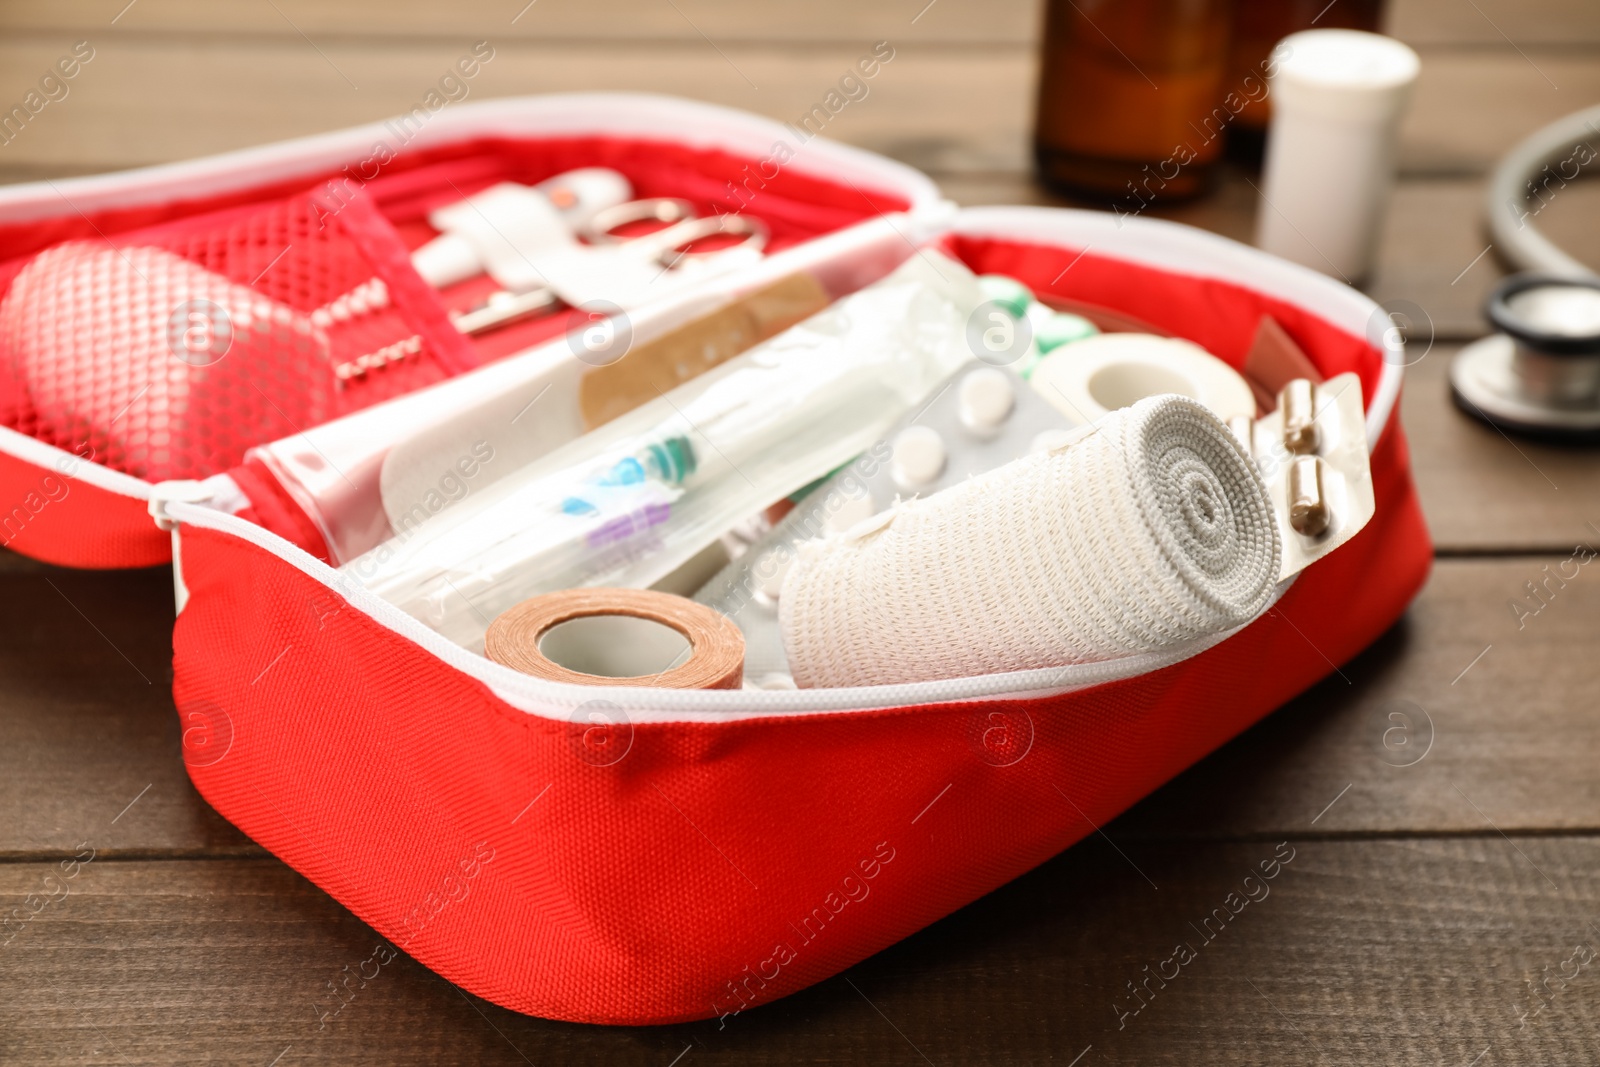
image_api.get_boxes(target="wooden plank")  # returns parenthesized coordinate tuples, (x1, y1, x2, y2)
(1388, 0, 1600, 46)
(1397, 50, 1596, 176)
(5, 0, 1597, 48)
(1269, 175, 1600, 338)
(1116, 556, 1600, 839)
(0, 36, 1028, 176)
(1401, 342, 1600, 553)
(3, 839, 1598, 1063)
(0, 36, 1593, 178)
(1367, 181, 1500, 340)
(0, 564, 254, 858)
(0, 0, 1041, 46)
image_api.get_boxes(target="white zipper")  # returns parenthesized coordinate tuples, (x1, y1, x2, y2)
(6, 137, 1399, 722)
(165, 492, 1297, 722)
(160, 204, 1403, 724)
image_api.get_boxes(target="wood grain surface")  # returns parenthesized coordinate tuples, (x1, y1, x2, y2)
(0, 3, 1592, 178)
(1, 0, 1598, 1063)
(2, 0, 1596, 47)
(5, 839, 1600, 1065)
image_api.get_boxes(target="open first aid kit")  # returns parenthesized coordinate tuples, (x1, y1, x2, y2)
(0, 94, 1431, 1025)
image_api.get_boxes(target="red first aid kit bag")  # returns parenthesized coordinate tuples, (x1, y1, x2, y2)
(0, 95, 1430, 1025)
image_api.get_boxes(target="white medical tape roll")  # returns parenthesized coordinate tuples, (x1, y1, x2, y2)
(779, 394, 1282, 688)
(1029, 333, 1256, 427)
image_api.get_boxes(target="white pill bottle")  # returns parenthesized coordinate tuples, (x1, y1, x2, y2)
(1256, 29, 1421, 283)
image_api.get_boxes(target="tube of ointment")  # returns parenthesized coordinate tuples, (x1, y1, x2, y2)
(240, 213, 925, 563)
(377, 269, 831, 531)
(343, 250, 982, 650)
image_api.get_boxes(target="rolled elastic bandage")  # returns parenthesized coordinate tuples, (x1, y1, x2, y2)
(0, 242, 331, 480)
(779, 394, 1283, 688)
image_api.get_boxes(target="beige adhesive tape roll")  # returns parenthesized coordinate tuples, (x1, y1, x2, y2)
(485, 588, 744, 689)
(1029, 333, 1256, 427)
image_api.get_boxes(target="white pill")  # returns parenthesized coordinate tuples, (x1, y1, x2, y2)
(891, 425, 946, 487)
(824, 491, 878, 534)
(755, 672, 797, 691)
(1029, 428, 1079, 454)
(756, 552, 792, 599)
(958, 367, 1015, 432)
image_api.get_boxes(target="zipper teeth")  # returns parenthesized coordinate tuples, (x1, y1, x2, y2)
(131, 193, 1394, 721)
(167, 497, 1294, 721)
(483, 599, 1288, 718)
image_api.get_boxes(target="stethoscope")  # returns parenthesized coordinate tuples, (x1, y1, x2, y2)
(450, 198, 769, 336)
(1451, 275, 1600, 437)
(1450, 103, 1600, 438)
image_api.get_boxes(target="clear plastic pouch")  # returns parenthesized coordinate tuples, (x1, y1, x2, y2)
(345, 251, 983, 648)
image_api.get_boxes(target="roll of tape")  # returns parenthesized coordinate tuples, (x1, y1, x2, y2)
(485, 588, 744, 689)
(1028, 333, 1256, 427)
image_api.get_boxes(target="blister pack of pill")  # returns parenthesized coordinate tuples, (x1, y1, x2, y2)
(694, 357, 1076, 687)
(1247, 373, 1376, 583)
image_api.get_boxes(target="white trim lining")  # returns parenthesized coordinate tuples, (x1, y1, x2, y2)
(0, 422, 151, 500)
(166, 496, 1288, 723)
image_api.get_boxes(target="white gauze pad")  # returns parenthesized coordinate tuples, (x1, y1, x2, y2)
(779, 394, 1283, 688)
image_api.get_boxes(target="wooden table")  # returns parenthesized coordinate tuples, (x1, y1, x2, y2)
(3, 1, 1600, 1062)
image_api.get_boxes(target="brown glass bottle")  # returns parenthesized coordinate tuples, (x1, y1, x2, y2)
(1223, 0, 1385, 165)
(1033, 0, 1234, 207)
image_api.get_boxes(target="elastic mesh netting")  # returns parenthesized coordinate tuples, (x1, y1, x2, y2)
(0, 191, 450, 482)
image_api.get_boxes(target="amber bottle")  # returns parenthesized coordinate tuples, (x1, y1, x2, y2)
(1033, 0, 1234, 207)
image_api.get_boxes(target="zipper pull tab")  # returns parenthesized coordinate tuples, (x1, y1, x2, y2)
(147, 479, 214, 531)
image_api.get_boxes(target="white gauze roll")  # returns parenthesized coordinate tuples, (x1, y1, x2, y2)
(779, 394, 1283, 688)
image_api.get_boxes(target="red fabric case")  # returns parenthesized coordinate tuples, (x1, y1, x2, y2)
(0, 94, 1432, 1025)
(160, 202, 1431, 1024)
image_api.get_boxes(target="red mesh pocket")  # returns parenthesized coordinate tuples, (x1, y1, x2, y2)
(0, 188, 472, 482)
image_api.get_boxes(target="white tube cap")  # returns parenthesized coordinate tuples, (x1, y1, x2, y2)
(1271, 30, 1420, 125)
(410, 232, 482, 289)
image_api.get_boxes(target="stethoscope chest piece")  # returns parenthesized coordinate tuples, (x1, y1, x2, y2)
(1451, 273, 1600, 438)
